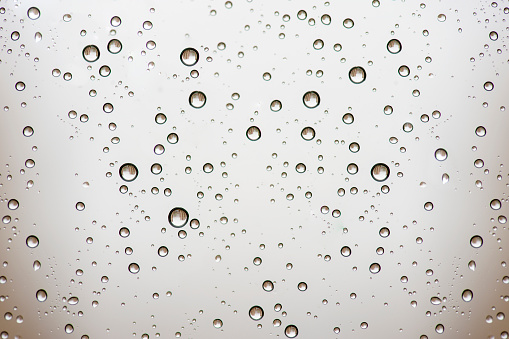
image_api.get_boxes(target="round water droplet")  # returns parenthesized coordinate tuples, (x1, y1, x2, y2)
(158, 246, 168, 257)
(181, 48, 199, 66)
(213, 319, 223, 328)
(262, 280, 274, 291)
(119, 227, 130, 238)
(249, 306, 264, 320)
(347, 163, 358, 175)
(15, 81, 25, 91)
(461, 289, 473, 302)
(470, 235, 483, 248)
(313, 39, 324, 50)
(371, 163, 389, 182)
(435, 324, 444, 334)
(296, 163, 306, 173)
(82, 45, 100, 62)
(343, 18, 354, 28)
(298, 282, 307, 291)
(297, 10, 307, 20)
(155, 113, 167, 124)
(119, 163, 138, 182)
(7, 199, 19, 210)
(168, 207, 189, 228)
(246, 126, 261, 141)
(387, 39, 402, 54)
(398, 65, 410, 77)
(484, 81, 494, 91)
(36, 289, 47, 301)
(107, 39, 122, 54)
(154, 144, 165, 155)
(151, 163, 162, 175)
(203, 163, 214, 173)
(65, 324, 74, 334)
(285, 325, 298, 338)
(189, 91, 206, 108)
(379, 227, 390, 238)
(23, 126, 34, 137)
(110, 16, 121, 27)
(489, 31, 498, 41)
(143, 21, 153, 30)
(27, 7, 40, 20)
(302, 91, 320, 108)
(341, 246, 351, 257)
(321, 14, 331, 25)
(99, 65, 111, 77)
(369, 263, 381, 274)
(349, 66, 366, 84)
(128, 263, 140, 274)
(270, 100, 282, 112)
(434, 148, 448, 161)
(301, 127, 315, 141)
(343, 113, 354, 124)
(26, 235, 39, 248)
(490, 199, 501, 210)
(475, 126, 486, 137)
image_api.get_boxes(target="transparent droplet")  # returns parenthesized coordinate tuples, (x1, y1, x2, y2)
(470, 235, 483, 248)
(398, 65, 410, 77)
(343, 18, 354, 28)
(33, 260, 41, 271)
(298, 282, 307, 291)
(99, 65, 111, 77)
(63, 14, 72, 22)
(36, 289, 47, 302)
(15, 81, 25, 91)
(65, 324, 74, 334)
(468, 260, 476, 271)
(189, 91, 206, 108)
(435, 324, 444, 334)
(424, 202, 434, 211)
(119, 227, 130, 238)
(151, 163, 163, 175)
(341, 246, 351, 257)
(484, 81, 494, 91)
(180, 48, 199, 66)
(107, 39, 122, 54)
(379, 227, 390, 238)
(246, 126, 261, 141)
(296, 163, 306, 173)
(27, 7, 40, 20)
(461, 289, 473, 302)
(270, 100, 282, 112)
(119, 163, 138, 182)
(203, 163, 214, 173)
(285, 325, 298, 338)
(128, 263, 140, 274)
(110, 16, 121, 27)
(158, 246, 168, 257)
(489, 31, 498, 41)
(349, 66, 366, 84)
(213, 319, 223, 328)
(343, 113, 354, 124)
(297, 10, 307, 20)
(7, 199, 19, 210)
(313, 39, 324, 50)
(369, 263, 381, 274)
(82, 45, 100, 62)
(490, 199, 501, 210)
(434, 148, 448, 161)
(475, 126, 486, 137)
(11, 31, 20, 41)
(155, 113, 167, 124)
(249, 306, 264, 320)
(68, 297, 79, 305)
(262, 280, 274, 291)
(387, 39, 402, 54)
(371, 163, 390, 182)
(154, 144, 165, 155)
(347, 163, 358, 175)
(321, 14, 331, 25)
(302, 91, 320, 108)
(168, 207, 189, 228)
(301, 127, 315, 141)
(26, 235, 39, 248)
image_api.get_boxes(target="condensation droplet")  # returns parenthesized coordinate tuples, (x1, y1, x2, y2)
(435, 148, 448, 161)
(349, 66, 366, 84)
(119, 163, 138, 182)
(128, 263, 140, 274)
(26, 235, 39, 248)
(246, 126, 261, 141)
(107, 39, 122, 54)
(302, 91, 320, 108)
(83, 45, 100, 62)
(387, 39, 402, 54)
(371, 163, 390, 182)
(189, 91, 206, 108)
(36, 289, 47, 302)
(168, 208, 189, 228)
(462, 289, 473, 302)
(285, 325, 299, 338)
(249, 306, 264, 320)
(181, 48, 199, 66)
(470, 235, 483, 248)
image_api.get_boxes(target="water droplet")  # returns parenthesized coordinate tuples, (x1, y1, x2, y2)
(168, 207, 189, 228)
(82, 45, 100, 62)
(462, 289, 473, 302)
(99, 65, 111, 77)
(189, 91, 206, 108)
(181, 48, 199, 66)
(110, 16, 121, 27)
(342, 113, 354, 124)
(246, 126, 261, 141)
(379, 227, 390, 238)
(490, 199, 501, 210)
(158, 246, 168, 257)
(371, 163, 390, 182)
(301, 127, 315, 141)
(155, 113, 167, 124)
(263, 72, 272, 81)
(107, 39, 122, 54)
(321, 14, 331, 25)
(15, 81, 25, 91)
(489, 31, 498, 41)
(203, 163, 214, 173)
(36, 289, 47, 302)
(7, 199, 18, 210)
(435, 324, 444, 334)
(341, 246, 351, 257)
(424, 202, 434, 211)
(343, 18, 354, 28)
(297, 10, 307, 20)
(484, 81, 494, 91)
(26, 235, 39, 248)
(470, 235, 483, 248)
(151, 163, 163, 175)
(154, 144, 165, 155)
(270, 100, 282, 112)
(262, 280, 274, 291)
(313, 39, 324, 50)
(285, 325, 298, 338)
(128, 263, 140, 274)
(468, 260, 476, 271)
(65, 324, 74, 334)
(33, 260, 41, 271)
(302, 91, 320, 108)
(213, 319, 223, 328)
(63, 13, 72, 22)
(119, 227, 130, 238)
(296, 163, 306, 173)
(398, 65, 410, 77)
(369, 263, 381, 274)
(333, 43, 342, 51)
(437, 14, 446, 22)
(349, 66, 366, 84)
(143, 21, 153, 30)
(119, 163, 138, 182)
(434, 148, 448, 161)
(298, 282, 307, 291)
(387, 39, 402, 54)
(11, 31, 20, 41)
(27, 7, 40, 20)
(68, 297, 79, 305)
(403, 122, 413, 132)
(249, 306, 264, 320)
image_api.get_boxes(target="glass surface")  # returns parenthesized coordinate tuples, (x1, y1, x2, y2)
(0, 1, 508, 338)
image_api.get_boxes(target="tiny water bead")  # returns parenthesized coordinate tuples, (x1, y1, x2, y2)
(285, 325, 298, 338)
(371, 163, 390, 182)
(387, 39, 402, 54)
(302, 91, 320, 108)
(119, 163, 138, 182)
(301, 127, 315, 141)
(189, 91, 206, 108)
(462, 289, 473, 302)
(349, 66, 366, 84)
(36, 289, 47, 302)
(83, 45, 100, 62)
(434, 148, 448, 161)
(470, 235, 483, 248)
(246, 126, 261, 141)
(249, 306, 264, 320)
(107, 39, 122, 54)
(181, 48, 199, 66)
(26, 235, 39, 248)
(128, 263, 140, 274)
(168, 207, 189, 228)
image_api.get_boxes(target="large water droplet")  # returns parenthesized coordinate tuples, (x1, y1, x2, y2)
(82, 45, 100, 62)
(297, 282, 307, 291)
(398, 65, 410, 77)
(470, 235, 483, 248)
(65, 324, 74, 334)
(262, 280, 274, 291)
(285, 325, 298, 338)
(462, 289, 473, 302)
(302, 91, 320, 108)
(484, 81, 494, 91)
(387, 39, 402, 54)
(435, 324, 444, 334)
(490, 199, 501, 210)
(15, 81, 25, 91)
(181, 48, 199, 66)
(36, 289, 47, 302)
(107, 39, 122, 54)
(301, 127, 315, 141)
(158, 246, 168, 257)
(7, 199, 19, 210)
(349, 66, 366, 84)
(27, 7, 40, 20)
(340, 246, 351, 257)
(189, 91, 206, 108)
(119, 163, 138, 182)
(270, 100, 282, 112)
(168, 207, 189, 228)
(128, 263, 140, 274)
(313, 39, 324, 50)
(110, 16, 121, 27)
(369, 263, 381, 274)
(343, 18, 354, 28)
(249, 306, 264, 320)
(26, 235, 39, 248)
(371, 163, 390, 182)
(246, 126, 261, 141)
(434, 148, 448, 161)
(213, 319, 223, 328)
(23, 126, 34, 137)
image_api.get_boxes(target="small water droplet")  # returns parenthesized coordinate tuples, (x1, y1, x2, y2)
(128, 263, 140, 274)
(343, 18, 354, 28)
(371, 163, 390, 182)
(468, 260, 476, 271)
(489, 31, 498, 41)
(262, 280, 274, 291)
(369, 263, 381, 274)
(285, 325, 298, 338)
(297, 10, 307, 20)
(462, 289, 473, 302)
(301, 127, 315, 141)
(7, 199, 18, 210)
(490, 199, 501, 210)
(313, 39, 324, 50)
(484, 81, 494, 91)
(298, 282, 307, 291)
(110, 16, 121, 27)
(270, 100, 282, 112)
(65, 324, 74, 334)
(213, 319, 223, 328)
(27, 7, 40, 20)
(15, 81, 25, 91)
(158, 246, 168, 257)
(99, 65, 111, 77)
(349, 66, 366, 84)
(249, 306, 264, 320)
(398, 65, 410, 77)
(341, 246, 351, 257)
(435, 148, 448, 161)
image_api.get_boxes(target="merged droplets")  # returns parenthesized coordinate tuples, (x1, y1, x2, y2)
(189, 91, 206, 108)
(371, 163, 390, 182)
(470, 235, 483, 248)
(36, 289, 47, 302)
(82, 45, 100, 62)
(128, 263, 140, 274)
(301, 127, 315, 141)
(249, 306, 264, 321)
(168, 207, 189, 228)
(119, 163, 138, 182)
(387, 39, 402, 54)
(181, 48, 199, 66)
(285, 325, 299, 338)
(462, 289, 473, 302)
(434, 148, 448, 161)
(302, 91, 320, 108)
(349, 67, 366, 84)
(246, 126, 261, 141)
(107, 39, 122, 54)
(26, 235, 39, 248)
